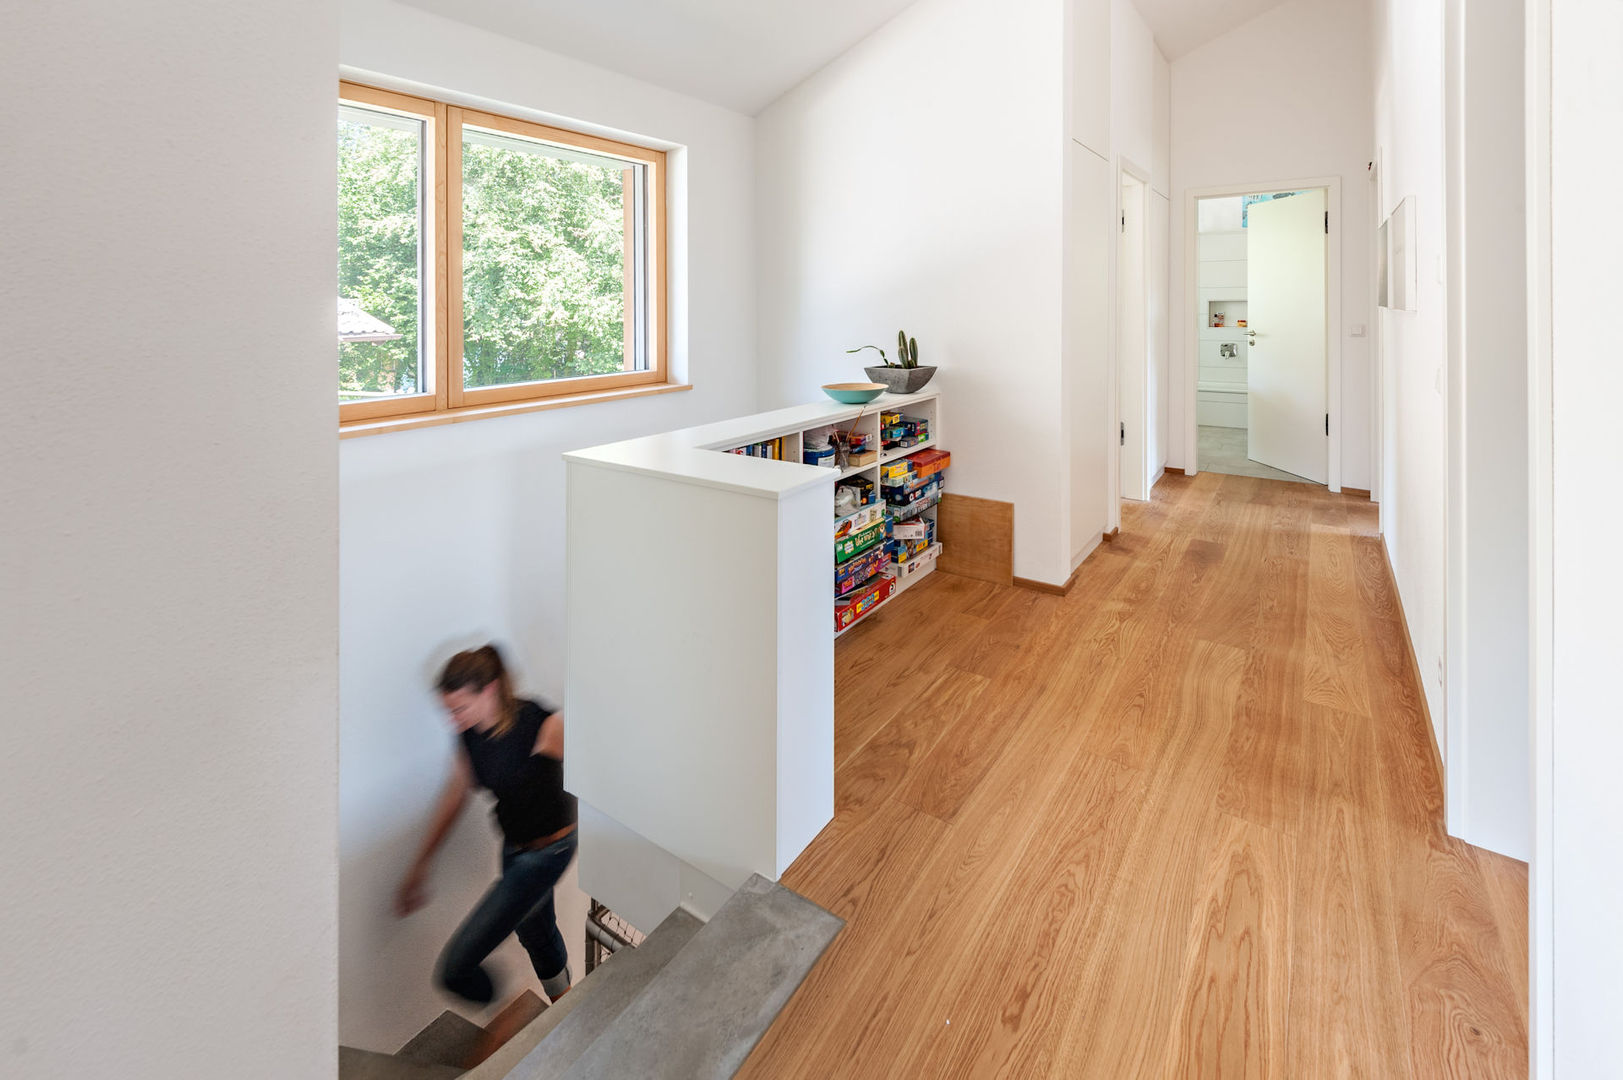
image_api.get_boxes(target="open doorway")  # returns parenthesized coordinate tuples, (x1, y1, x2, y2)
(1191, 187, 1330, 486)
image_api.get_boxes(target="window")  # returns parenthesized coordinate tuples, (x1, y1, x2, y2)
(337, 83, 668, 430)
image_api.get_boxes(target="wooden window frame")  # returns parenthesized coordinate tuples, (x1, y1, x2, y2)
(338, 82, 669, 432)
(337, 84, 446, 424)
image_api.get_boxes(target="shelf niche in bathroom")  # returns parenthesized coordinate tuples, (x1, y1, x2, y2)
(1205, 299, 1249, 330)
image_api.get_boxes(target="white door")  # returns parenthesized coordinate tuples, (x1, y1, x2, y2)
(1118, 175, 1148, 500)
(1246, 190, 1328, 484)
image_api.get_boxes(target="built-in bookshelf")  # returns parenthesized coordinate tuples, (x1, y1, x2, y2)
(716, 394, 944, 639)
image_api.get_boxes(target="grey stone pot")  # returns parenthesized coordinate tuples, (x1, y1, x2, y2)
(864, 365, 937, 394)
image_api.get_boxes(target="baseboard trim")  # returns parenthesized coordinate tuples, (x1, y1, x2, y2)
(1013, 575, 1069, 595)
(1015, 561, 1088, 595)
(1017, 536, 1117, 596)
(1378, 537, 1446, 790)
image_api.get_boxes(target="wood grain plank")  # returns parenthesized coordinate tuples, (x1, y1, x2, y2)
(890, 666, 1003, 821)
(783, 675, 1122, 1077)
(832, 665, 985, 822)
(1076, 539, 1229, 772)
(1055, 640, 1249, 1077)
(1213, 539, 1309, 835)
(1163, 813, 1296, 1080)
(1304, 523, 1374, 716)
(751, 797, 950, 1074)
(1286, 705, 1410, 1079)
(897, 751, 1147, 1079)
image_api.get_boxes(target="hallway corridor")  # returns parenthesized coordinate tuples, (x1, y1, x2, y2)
(739, 471, 1528, 1078)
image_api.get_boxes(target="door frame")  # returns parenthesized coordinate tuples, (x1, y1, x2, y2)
(1181, 175, 1343, 492)
(1116, 159, 1152, 503)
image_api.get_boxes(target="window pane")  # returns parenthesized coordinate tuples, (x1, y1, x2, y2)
(461, 126, 640, 390)
(337, 104, 425, 403)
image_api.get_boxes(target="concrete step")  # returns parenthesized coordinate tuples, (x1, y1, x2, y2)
(559, 875, 843, 1079)
(396, 1010, 485, 1069)
(464, 905, 704, 1080)
(339, 1045, 466, 1080)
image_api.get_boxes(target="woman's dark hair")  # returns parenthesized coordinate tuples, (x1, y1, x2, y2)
(437, 644, 518, 735)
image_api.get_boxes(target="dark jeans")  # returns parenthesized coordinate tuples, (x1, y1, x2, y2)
(436, 830, 577, 1005)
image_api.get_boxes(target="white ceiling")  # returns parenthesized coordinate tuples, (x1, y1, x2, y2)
(1131, 0, 1292, 60)
(396, 0, 921, 115)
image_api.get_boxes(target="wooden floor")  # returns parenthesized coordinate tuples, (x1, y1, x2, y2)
(739, 471, 1528, 1079)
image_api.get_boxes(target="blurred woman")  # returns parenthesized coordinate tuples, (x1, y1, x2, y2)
(395, 644, 577, 1010)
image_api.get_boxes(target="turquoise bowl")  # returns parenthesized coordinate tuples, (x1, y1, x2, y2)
(821, 382, 887, 404)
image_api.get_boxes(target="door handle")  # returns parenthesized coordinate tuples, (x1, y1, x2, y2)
(1246, 330, 1257, 345)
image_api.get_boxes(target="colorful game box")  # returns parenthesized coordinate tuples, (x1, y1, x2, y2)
(835, 575, 895, 631)
(835, 545, 888, 596)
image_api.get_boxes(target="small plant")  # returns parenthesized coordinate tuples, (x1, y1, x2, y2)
(896, 330, 919, 369)
(847, 330, 921, 369)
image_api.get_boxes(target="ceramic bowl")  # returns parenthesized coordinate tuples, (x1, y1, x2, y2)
(821, 382, 887, 404)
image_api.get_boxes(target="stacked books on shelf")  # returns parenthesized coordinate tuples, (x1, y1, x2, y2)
(728, 437, 789, 460)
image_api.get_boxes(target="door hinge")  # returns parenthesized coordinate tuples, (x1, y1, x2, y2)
(1120, 421, 1126, 446)
(1325, 210, 1329, 234)
(1325, 413, 1330, 436)
(1121, 214, 1126, 232)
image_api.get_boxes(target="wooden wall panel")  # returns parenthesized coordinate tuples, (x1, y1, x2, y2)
(936, 493, 1014, 586)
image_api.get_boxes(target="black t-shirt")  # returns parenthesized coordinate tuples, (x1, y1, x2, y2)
(459, 700, 577, 845)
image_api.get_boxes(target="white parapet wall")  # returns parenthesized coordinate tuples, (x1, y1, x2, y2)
(564, 397, 934, 926)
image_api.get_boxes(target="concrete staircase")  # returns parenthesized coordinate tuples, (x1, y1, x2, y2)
(341, 875, 841, 1080)
(341, 992, 547, 1078)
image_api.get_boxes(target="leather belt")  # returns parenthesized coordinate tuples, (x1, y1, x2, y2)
(520, 823, 577, 850)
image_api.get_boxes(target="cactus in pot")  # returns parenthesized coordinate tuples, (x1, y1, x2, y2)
(896, 330, 920, 369)
(848, 329, 935, 394)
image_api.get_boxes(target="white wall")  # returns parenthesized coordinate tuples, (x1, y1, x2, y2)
(1169, 0, 1375, 490)
(0, 2, 338, 1078)
(1445, 0, 1530, 861)
(337, 0, 758, 1051)
(1064, 0, 1114, 558)
(1110, 0, 1173, 488)
(1372, 0, 1449, 750)
(1071, 0, 1112, 158)
(1531, 0, 1623, 1071)
(755, 0, 1070, 583)
(1152, 49, 1171, 474)
(1063, 0, 1168, 547)
(1112, 0, 1158, 179)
